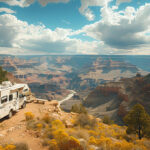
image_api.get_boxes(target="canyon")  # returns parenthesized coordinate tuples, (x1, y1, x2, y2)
(0, 55, 149, 101)
(1, 54, 150, 124)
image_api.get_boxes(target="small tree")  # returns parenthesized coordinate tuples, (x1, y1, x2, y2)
(0, 66, 8, 83)
(124, 104, 150, 139)
(71, 104, 87, 114)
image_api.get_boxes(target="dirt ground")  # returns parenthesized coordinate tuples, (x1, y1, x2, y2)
(0, 99, 75, 150)
(0, 102, 49, 150)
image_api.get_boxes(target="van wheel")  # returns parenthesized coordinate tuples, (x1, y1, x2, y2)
(22, 102, 26, 109)
(8, 110, 13, 119)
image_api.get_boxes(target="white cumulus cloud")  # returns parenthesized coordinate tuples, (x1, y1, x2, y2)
(0, 14, 102, 55)
(0, 0, 69, 7)
(82, 3, 150, 52)
(38, 0, 69, 6)
(79, 0, 111, 21)
(0, 0, 34, 7)
(0, 8, 16, 14)
(116, 0, 132, 5)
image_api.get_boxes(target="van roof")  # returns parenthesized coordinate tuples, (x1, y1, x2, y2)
(0, 82, 26, 92)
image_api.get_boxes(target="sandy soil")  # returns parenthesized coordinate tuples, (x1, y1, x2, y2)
(0, 103, 48, 150)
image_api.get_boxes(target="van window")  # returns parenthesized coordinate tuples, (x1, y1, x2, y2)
(1, 96, 7, 104)
(19, 94, 24, 98)
(9, 94, 13, 101)
(23, 89, 28, 92)
(17, 92, 18, 98)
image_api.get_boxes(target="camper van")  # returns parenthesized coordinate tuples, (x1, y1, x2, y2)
(0, 81, 30, 119)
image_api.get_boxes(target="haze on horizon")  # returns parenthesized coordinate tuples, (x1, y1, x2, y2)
(0, 0, 150, 55)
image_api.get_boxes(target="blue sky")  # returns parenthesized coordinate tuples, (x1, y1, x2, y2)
(0, 0, 150, 55)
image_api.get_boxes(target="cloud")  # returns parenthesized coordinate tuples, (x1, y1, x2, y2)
(116, 0, 132, 5)
(0, 0, 69, 7)
(0, 8, 16, 14)
(82, 3, 150, 50)
(0, 14, 101, 55)
(83, 8, 95, 21)
(38, 0, 69, 6)
(79, 0, 111, 21)
(1, 1, 150, 55)
(0, 0, 35, 7)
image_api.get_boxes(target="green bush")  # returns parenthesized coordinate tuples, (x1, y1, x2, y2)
(71, 104, 87, 114)
(124, 104, 150, 139)
(75, 113, 98, 129)
(103, 115, 114, 125)
(0, 66, 8, 83)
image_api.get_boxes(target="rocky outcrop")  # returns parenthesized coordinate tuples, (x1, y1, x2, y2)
(84, 74, 150, 124)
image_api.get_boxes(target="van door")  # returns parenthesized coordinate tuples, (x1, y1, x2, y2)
(0, 98, 5, 119)
(12, 92, 18, 111)
(15, 92, 19, 110)
(0, 96, 9, 119)
(9, 94, 15, 110)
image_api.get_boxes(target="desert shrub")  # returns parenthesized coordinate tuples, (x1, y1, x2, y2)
(26, 120, 37, 130)
(103, 115, 114, 125)
(42, 139, 50, 146)
(121, 134, 132, 142)
(0, 145, 3, 150)
(48, 139, 59, 150)
(87, 136, 149, 150)
(51, 120, 65, 129)
(88, 136, 97, 145)
(53, 129, 69, 142)
(4, 145, 16, 150)
(111, 140, 134, 150)
(36, 123, 43, 130)
(67, 128, 89, 140)
(23, 104, 150, 150)
(43, 120, 66, 140)
(58, 136, 83, 150)
(42, 113, 54, 124)
(25, 112, 34, 121)
(71, 104, 87, 114)
(98, 123, 127, 139)
(136, 139, 150, 150)
(96, 136, 112, 149)
(75, 114, 98, 129)
(44, 128, 54, 139)
(15, 143, 29, 150)
(88, 130, 99, 138)
(88, 148, 95, 150)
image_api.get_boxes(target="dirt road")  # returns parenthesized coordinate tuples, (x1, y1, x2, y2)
(58, 90, 76, 107)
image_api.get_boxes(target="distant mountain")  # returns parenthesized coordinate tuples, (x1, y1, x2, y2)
(83, 73, 150, 124)
(0, 55, 149, 99)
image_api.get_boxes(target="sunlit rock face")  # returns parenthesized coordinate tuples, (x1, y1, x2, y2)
(84, 74, 150, 124)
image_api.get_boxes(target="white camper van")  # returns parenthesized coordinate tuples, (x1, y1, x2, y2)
(0, 81, 30, 119)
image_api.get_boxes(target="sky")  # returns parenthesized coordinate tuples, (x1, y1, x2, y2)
(0, 0, 150, 55)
